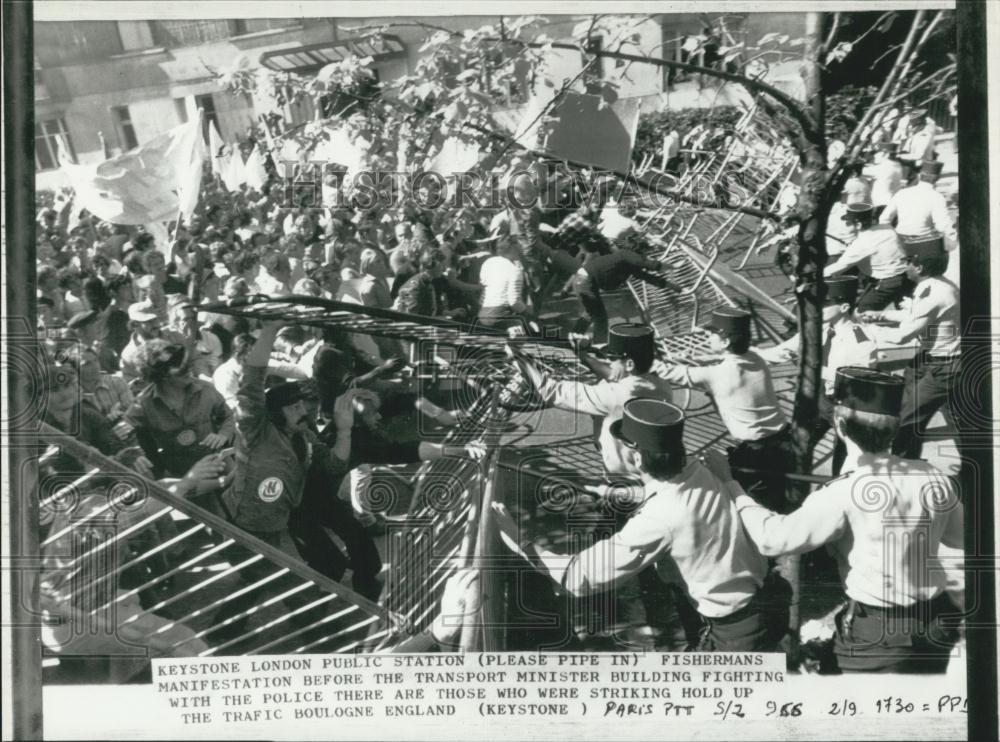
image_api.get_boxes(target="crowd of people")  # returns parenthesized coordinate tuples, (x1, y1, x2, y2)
(33, 98, 965, 674)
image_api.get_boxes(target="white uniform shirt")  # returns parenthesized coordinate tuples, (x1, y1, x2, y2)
(869, 276, 960, 357)
(540, 372, 673, 474)
(557, 461, 768, 618)
(736, 455, 963, 608)
(660, 352, 787, 442)
(864, 157, 904, 207)
(825, 225, 906, 280)
(757, 320, 877, 397)
(879, 181, 956, 242)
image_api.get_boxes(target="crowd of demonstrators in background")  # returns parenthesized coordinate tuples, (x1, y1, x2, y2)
(33, 92, 962, 671)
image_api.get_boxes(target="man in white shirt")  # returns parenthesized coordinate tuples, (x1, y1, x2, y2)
(879, 160, 956, 245)
(253, 249, 292, 297)
(901, 109, 937, 164)
(491, 398, 785, 651)
(512, 324, 673, 474)
(659, 307, 791, 511)
(477, 238, 528, 331)
(826, 202, 912, 311)
(864, 141, 905, 219)
(861, 236, 962, 462)
(758, 276, 876, 476)
(731, 367, 962, 673)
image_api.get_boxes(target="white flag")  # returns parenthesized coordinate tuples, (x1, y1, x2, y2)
(58, 117, 205, 225)
(243, 144, 269, 190)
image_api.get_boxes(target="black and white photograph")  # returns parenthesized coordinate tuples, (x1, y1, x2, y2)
(2, 1, 997, 740)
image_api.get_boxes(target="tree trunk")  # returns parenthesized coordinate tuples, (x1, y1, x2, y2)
(792, 11, 829, 495)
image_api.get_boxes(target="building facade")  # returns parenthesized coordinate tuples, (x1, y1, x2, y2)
(34, 14, 809, 190)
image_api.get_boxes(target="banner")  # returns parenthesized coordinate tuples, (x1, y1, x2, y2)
(243, 144, 269, 190)
(59, 114, 206, 225)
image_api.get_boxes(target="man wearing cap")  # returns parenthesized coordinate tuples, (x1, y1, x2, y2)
(510, 323, 674, 474)
(879, 159, 956, 245)
(864, 141, 905, 220)
(659, 307, 791, 510)
(119, 299, 189, 384)
(165, 294, 223, 380)
(825, 203, 912, 312)
(758, 276, 876, 475)
(219, 321, 383, 600)
(124, 339, 234, 478)
(731, 367, 963, 672)
(901, 109, 937, 164)
(860, 236, 961, 462)
(492, 398, 784, 651)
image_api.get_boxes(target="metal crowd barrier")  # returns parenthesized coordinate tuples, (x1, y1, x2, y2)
(37, 423, 401, 680)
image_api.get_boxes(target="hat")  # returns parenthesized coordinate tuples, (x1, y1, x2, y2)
(127, 299, 159, 322)
(920, 160, 944, 178)
(832, 366, 904, 416)
(901, 234, 946, 261)
(842, 202, 874, 221)
(878, 141, 900, 154)
(66, 309, 99, 330)
(898, 155, 918, 169)
(603, 323, 654, 361)
(704, 307, 751, 336)
(265, 381, 310, 413)
(610, 398, 686, 454)
(825, 276, 859, 306)
(908, 108, 927, 119)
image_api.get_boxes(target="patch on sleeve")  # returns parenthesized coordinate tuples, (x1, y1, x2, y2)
(257, 476, 285, 503)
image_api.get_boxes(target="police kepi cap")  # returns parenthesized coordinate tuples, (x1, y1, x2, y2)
(825, 276, 859, 306)
(704, 306, 751, 336)
(833, 366, 905, 416)
(603, 323, 654, 360)
(901, 233, 946, 260)
(920, 159, 944, 178)
(266, 381, 310, 413)
(842, 202, 874, 222)
(610, 398, 685, 454)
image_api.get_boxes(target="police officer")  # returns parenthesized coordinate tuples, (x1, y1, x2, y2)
(731, 367, 963, 673)
(511, 323, 674, 474)
(861, 235, 961, 463)
(659, 307, 791, 510)
(758, 276, 876, 475)
(825, 202, 912, 311)
(492, 398, 786, 651)
(864, 141, 905, 220)
(879, 160, 956, 245)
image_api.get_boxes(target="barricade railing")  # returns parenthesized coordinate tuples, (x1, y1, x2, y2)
(36, 423, 401, 679)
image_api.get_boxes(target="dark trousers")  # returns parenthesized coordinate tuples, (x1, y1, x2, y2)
(892, 354, 963, 464)
(834, 593, 959, 673)
(290, 469, 383, 602)
(697, 574, 791, 652)
(729, 427, 794, 513)
(573, 270, 609, 344)
(816, 394, 848, 476)
(857, 272, 915, 312)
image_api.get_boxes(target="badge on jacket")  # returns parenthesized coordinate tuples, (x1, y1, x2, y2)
(176, 429, 197, 446)
(258, 477, 285, 503)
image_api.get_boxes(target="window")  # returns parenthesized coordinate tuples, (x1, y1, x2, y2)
(117, 21, 154, 51)
(112, 105, 139, 151)
(35, 119, 75, 171)
(174, 97, 189, 124)
(194, 94, 218, 138)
